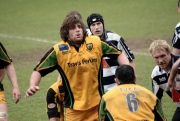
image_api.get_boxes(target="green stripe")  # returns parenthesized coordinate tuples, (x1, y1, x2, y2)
(101, 41, 119, 53)
(0, 47, 11, 63)
(99, 62, 104, 95)
(59, 70, 73, 108)
(39, 51, 57, 69)
(156, 99, 166, 120)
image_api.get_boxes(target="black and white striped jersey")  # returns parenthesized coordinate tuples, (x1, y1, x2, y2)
(151, 65, 171, 99)
(172, 22, 180, 49)
(151, 54, 180, 107)
(86, 27, 92, 35)
(102, 30, 135, 93)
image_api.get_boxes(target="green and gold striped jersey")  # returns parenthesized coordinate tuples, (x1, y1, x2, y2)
(99, 84, 167, 121)
(35, 36, 121, 110)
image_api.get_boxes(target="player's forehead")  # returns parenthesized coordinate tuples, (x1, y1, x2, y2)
(90, 21, 102, 26)
(152, 49, 168, 56)
(69, 22, 82, 30)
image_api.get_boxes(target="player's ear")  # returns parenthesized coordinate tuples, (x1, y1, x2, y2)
(114, 78, 120, 85)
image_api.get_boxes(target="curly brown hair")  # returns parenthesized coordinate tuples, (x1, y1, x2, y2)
(60, 16, 87, 42)
(66, 11, 82, 20)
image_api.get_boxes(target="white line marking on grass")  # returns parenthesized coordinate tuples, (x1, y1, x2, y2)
(0, 33, 58, 44)
(134, 52, 151, 56)
(0, 33, 151, 56)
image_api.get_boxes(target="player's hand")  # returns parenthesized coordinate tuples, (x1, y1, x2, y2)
(25, 86, 40, 98)
(168, 79, 176, 88)
(12, 87, 21, 104)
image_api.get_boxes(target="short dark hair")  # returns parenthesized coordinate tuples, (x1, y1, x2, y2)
(87, 13, 104, 29)
(178, 0, 180, 7)
(60, 16, 87, 42)
(115, 65, 135, 84)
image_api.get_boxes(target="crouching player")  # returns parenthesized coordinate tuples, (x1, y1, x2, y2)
(46, 75, 64, 121)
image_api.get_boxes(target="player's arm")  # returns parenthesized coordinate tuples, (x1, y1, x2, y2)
(153, 99, 167, 121)
(0, 42, 21, 103)
(5, 63, 21, 103)
(57, 74, 62, 81)
(172, 27, 180, 55)
(0, 68, 5, 82)
(151, 78, 163, 102)
(172, 47, 180, 55)
(116, 52, 129, 65)
(25, 48, 58, 98)
(25, 71, 41, 97)
(168, 58, 180, 88)
(101, 41, 129, 65)
(118, 37, 136, 72)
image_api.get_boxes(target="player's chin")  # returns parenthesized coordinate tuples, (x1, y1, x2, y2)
(75, 38, 83, 43)
(159, 65, 166, 69)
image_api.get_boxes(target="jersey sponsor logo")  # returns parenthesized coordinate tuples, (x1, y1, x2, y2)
(159, 77, 166, 82)
(59, 44, 69, 51)
(48, 103, 56, 108)
(67, 58, 97, 67)
(58, 44, 71, 54)
(86, 43, 93, 52)
(68, 61, 81, 67)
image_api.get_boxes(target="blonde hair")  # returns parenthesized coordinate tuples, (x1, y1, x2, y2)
(149, 39, 171, 54)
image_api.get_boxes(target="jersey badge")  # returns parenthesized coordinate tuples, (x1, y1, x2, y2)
(86, 43, 93, 52)
(59, 44, 69, 51)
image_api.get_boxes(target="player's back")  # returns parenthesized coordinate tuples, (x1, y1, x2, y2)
(102, 84, 158, 121)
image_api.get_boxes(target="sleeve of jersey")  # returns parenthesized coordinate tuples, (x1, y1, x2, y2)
(34, 47, 58, 77)
(46, 88, 60, 119)
(98, 98, 106, 121)
(0, 42, 12, 68)
(172, 26, 180, 49)
(101, 41, 121, 60)
(154, 99, 167, 121)
(151, 78, 163, 100)
(118, 37, 135, 61)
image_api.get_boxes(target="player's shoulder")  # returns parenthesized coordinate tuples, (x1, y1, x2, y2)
(102, 86, 118, 99)
(175, 22, 180, 28)
(86, 35, 101, 41)
(151, 65, 161, 77)
(106, 30, 121, 41)
(54, 41, 66, 46)
(137, 85, 157, 98)
(106, 30, 121, 37)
